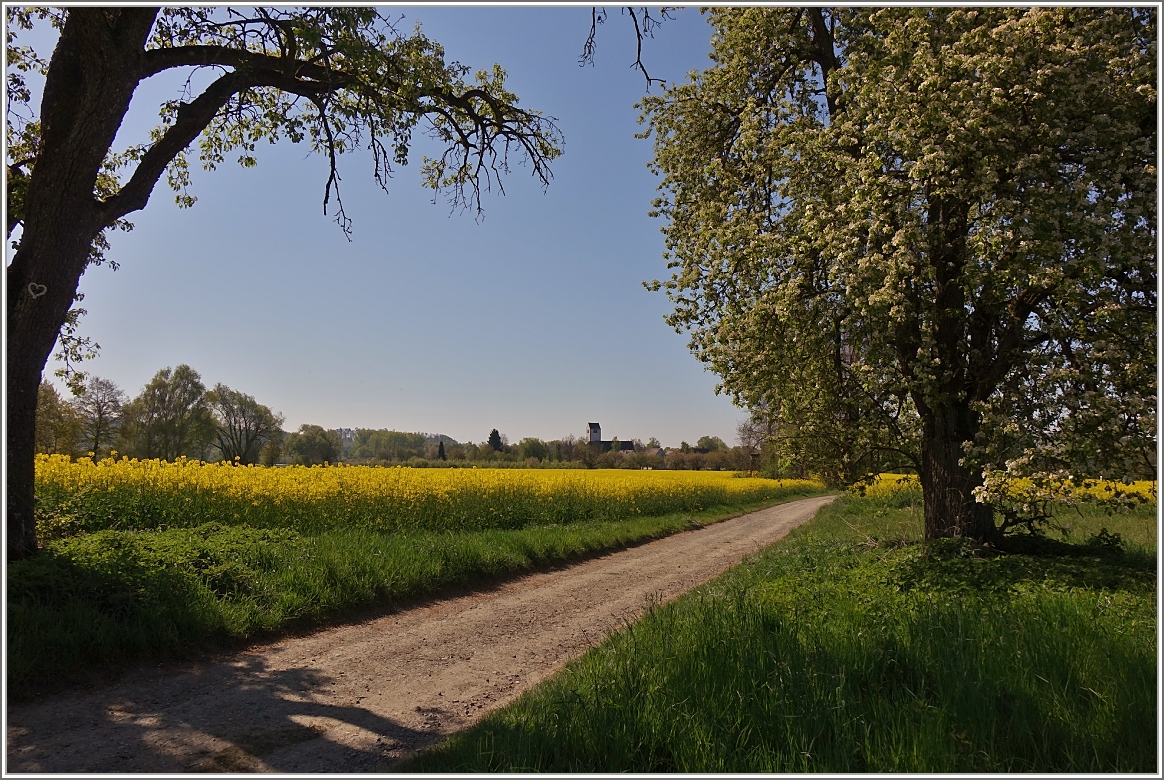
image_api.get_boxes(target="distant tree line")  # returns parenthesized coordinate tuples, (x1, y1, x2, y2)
(36, 371, 759, 471)
(339, 429, 758, 471)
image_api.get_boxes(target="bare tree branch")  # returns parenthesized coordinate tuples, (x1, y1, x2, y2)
(625, 7, 667, 90)
(579, 7, 673, 90)
(579, 7, 608, 68)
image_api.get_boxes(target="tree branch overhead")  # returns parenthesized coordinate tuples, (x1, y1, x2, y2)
(4, 6, 564, 559)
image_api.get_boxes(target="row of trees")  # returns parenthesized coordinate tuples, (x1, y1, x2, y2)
(38, 373, 746, 471)
(33, 365, 330, 465)
(345, 429, 455, 464)
(341, 428, 750, 470)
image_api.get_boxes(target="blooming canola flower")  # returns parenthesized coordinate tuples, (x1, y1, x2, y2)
(34, 455, 822, 539)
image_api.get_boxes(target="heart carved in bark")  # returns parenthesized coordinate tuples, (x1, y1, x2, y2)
(27, 283, 47, 299)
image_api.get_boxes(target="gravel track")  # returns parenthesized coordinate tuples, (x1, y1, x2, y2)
(5, 495, 834, 773)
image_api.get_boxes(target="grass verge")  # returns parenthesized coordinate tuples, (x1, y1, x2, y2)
(6, 491, 824, 701)
(404, 495, 1157, 773)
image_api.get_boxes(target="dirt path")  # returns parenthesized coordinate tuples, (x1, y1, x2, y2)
(6, 495, 834, 773)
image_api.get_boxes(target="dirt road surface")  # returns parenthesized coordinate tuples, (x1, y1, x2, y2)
(6, 495, 834, 773)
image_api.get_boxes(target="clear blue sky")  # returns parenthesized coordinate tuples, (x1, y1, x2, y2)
(22, 6, 747, 448)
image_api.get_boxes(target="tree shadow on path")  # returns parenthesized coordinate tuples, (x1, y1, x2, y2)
(7, 653, 433, 773)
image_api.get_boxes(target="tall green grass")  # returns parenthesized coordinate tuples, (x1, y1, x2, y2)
(7, 496, 823, 701)
(407, 496, 1158, 773)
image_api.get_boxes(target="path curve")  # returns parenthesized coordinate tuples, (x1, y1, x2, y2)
(6, 495, 834, 773)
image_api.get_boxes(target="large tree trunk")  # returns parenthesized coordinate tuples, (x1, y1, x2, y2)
(7, 229, 103, 559)
(6, 9, 157, 560)
(919, 402, 995, 542)
(912, 191, 997, 543)
(6, 372, 40, 558)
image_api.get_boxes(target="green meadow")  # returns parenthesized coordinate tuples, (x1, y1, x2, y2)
(407, 489, 1158, 773)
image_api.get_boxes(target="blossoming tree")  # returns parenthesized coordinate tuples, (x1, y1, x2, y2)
(641, 7, 1155, 540)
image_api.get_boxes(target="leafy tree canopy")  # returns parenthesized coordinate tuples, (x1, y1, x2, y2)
(73, 375, 126, 459)
(34, 381, 81, 457)
(487, 428, 504, 452)
(696, 435, 727, 452)
(118, 364, 214, 461)
(206, 384, 284, 465)
(516, 437, 549, 461)
(283, 424, 339, 466)
(642, 7, 1155, 539)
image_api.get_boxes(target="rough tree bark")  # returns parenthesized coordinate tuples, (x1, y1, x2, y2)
(7, 9, 159, 559)
(918, 403, 996, 542)
(915, 193, 997, 541)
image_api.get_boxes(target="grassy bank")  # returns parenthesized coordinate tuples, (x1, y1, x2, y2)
(406, 492, 1158, 773)
(7, 489, 823, 701)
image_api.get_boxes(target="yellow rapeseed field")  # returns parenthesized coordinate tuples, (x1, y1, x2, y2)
(857, 473, 1157, 502)
(34, 454, 822, 539)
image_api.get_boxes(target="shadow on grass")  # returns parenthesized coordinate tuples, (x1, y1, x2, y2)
(888, 534, 1156, 596)
(6, 525, 292, 700)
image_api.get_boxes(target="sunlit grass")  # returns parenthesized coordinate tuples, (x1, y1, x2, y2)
(407, 495, 1157, 773)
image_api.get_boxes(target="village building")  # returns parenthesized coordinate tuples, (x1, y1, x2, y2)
(587, 422, 635, 454)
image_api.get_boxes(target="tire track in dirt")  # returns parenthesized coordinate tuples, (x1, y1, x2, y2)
(6, 495, 835, 773)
